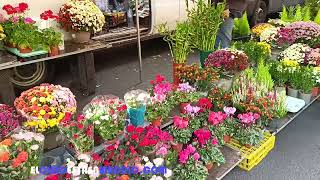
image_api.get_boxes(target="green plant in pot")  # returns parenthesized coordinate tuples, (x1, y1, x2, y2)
(269, 61, 288, 93)
(287, 67, 301, 98)
(158, 22, 192, 85)
(43, 28, 62, 57)
(145, 100, 173, 127)
(173, 156, 209, 179)
(168, 115, 193, 152)
(186, 0, 225, 67)
(297, 67, 316, 104)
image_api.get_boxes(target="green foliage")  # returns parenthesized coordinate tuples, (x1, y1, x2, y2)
(288, 68, 301, 89)
(169, 126, 192, 144)
(145, 100, 174, 123)
(198, 145, 225, 166)
(173, 157, 208, 180)
(305, 0, 320, 17)
(42, 28, 62, 47)
(294, 5, 303, 22)
(280, 5, 288, 22)
(296, 66, 316, 93)
(187, 0, 226, 51)
(256, 61, 274, 91)
(233, 125, 264, 146)
(233, 12, 251, 38)
(315, 9, 320, 25)
(158, 22, 192, 63)
(269, 61, 288, 87)
(165, 150, 179, 168)
(302, 6, 312, 21)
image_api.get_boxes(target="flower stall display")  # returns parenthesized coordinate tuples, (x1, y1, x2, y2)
(83, 95, 127, 144)
(173, 145, 208, 179)
(58, 113, 94, 154)
(14, 84, 77, 132)
(279, 43, 311, 64)
(176, 64, 220, 92)
(204, 49, 249, 76)
(0, 129, 44, 179)
(0, 104, 25, 139)
(124, 89, 150, 126)
(58, 0, 105, 43)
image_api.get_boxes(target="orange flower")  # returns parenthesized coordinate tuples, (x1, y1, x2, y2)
(120, 175, 130, 180)
(1, 138, 12, 146)
(12, 158, 22, 168)
(0, 151, 10, 163)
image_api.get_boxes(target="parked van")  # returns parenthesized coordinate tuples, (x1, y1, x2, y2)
(2, 0, 303, 89)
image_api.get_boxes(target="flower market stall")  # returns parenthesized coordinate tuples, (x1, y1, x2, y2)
(0, 1, 320, 180)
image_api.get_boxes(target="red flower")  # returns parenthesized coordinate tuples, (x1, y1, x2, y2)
(131, 133, 139, 141)
(103, 160, 110, 166)
(86, 125, 93, 137)
(65, 173, 71, 179)
(77, 114, 85, 122)
(106, 145, 115, 151)
(73, 134, 79, 139)
(18, 3, 28, 12)
(136, 127, 144, 133)
(129, 146, 136, 154)
(45, 174, 59, 180)
(17, 151, 28, 162)
(117, 105, 127, 111)
(150, 80, 155, 85)
(197, 98, 213, 111)
(63, 112, 72, 122)
(12, 158, 22, 168)
(77, 123, 84, 129)
(127, 125, 135, 133)
(92, 153, 101, 161)
(3, 5, 16, 15)
(155, 74, 165, 83)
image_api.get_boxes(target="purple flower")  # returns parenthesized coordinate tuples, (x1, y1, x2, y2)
(177, 83, 196, 93)
(24, 17, 34, 24)
(223, 107, 236, 116)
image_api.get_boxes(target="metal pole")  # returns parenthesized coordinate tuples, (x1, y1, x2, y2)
(135, 0, 143, 83)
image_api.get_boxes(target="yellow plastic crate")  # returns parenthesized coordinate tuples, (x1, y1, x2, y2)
(226, 131, 276, 171)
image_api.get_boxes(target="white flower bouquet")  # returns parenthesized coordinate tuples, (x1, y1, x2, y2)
(279, 43, 311, 63)
(58, 0, 105, 33)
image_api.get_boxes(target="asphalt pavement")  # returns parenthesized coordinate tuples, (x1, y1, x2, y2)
(53, 38, 320, 180)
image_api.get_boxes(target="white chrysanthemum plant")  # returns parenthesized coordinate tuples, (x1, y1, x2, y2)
(59, 0, 105, 33)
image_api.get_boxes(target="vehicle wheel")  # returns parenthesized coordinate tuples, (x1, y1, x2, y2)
(10, 61, 55, 90)
(250, 0, 268, 26)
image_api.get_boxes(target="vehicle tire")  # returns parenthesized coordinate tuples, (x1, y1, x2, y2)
(10, 61, 55, 90)
(250, 0, 268, 26)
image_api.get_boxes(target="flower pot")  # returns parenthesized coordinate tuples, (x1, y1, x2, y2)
(244, 144, 252, 149)
(287, 87, 298, 98)
(217, 78, 233, 91)
(171, 142, 183, 153)
(49, 46, 59, 57)
(275, 86, 286, 93)
(223, 135, 231, 143)
(74, 31, 91, 43)
(205, 162, 214, 171)
(312, 87, 319, 97)
(199, 50, 213, 68)
(18, 47, 32, 53)
(152, 117, 162, 127)
(298, 92, 312, 104)
(180, 102, 189, 114)
(128, 106, 146, 127)
(172, 62, 183, 86)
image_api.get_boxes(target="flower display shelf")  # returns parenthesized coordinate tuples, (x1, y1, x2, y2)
(226, 131, 276, 171)
(4, 46, 48, 60)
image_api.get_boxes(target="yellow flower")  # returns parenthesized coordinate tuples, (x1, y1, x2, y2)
(25, 121, 37, 127)
(39, 97, 46, 103)
(281, 58, 299, 67)
(314, 66, 320, 72)
(39, 109, 46, 116)
(47, 119, 58, 127)
(0, 25, 3, 33)
(58, 112, 65, 121)
(38, 119, 47, 130)
(252, 23, 274, 36)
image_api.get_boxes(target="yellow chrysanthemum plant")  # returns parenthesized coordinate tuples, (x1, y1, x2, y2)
(14, 84, 77, 132)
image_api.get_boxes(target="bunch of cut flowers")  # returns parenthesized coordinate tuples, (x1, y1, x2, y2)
(204, 49, 249, 75)
(0, 104, 25, 139)
(58, 0, 105, 33)
(58, 113, 94, 155)
(83, 95, 127, 143)
(0, 129, 44, 179)
(14, 84, 77, 132)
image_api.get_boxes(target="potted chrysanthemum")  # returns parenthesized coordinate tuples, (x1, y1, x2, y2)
(58, 0, 105, 43)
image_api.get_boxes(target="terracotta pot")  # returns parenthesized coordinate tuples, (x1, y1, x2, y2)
(152, 117, 162, 127)
(171, 142, 183, 153)
(312, 87, 319, 97)
(244, 144, 252, 148)
(5, 42, 16, 48)
(18, 47, 32, 53)
(223, 135, 231, 143)
(172, 62, 183, 86)
(180, 102, 189, 114)
(206, 162, 214, 171)
(74, 31, 91, 43)
(49, 46, 59, 56)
